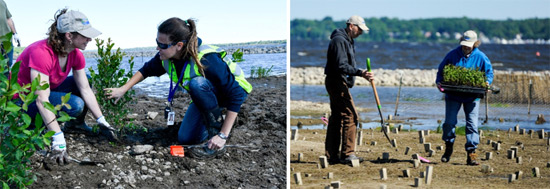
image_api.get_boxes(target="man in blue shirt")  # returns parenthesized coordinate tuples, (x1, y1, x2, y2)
(436, 30, 493, 166)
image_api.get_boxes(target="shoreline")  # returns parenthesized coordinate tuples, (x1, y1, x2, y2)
(291, 67, 550, 87)
(82, 44, 286, 59)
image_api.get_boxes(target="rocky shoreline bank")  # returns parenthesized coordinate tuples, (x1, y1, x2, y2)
(291, 67, 550, 87)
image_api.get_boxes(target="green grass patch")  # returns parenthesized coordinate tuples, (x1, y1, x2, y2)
(250, 65, 273, 78)
(403, 97, 429, 102)
(318, 93, 329, 97)
(490, 103, 510, 108)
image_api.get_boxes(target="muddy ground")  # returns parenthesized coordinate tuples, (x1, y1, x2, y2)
(290, 128, 550, 188)
(28, 75, 287, 188)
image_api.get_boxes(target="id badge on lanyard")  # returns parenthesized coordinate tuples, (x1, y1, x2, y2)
(166, 61, 188, 126)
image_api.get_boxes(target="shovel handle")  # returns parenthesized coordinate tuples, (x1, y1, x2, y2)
(371, 82, 382, 110)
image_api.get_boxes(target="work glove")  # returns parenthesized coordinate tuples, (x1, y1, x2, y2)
(13, 33, 20, 47)
(97, 116, 118, 142)
(49, 132, 69, 165)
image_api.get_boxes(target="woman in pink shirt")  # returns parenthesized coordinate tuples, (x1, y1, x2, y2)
(16, 9, 116, 164)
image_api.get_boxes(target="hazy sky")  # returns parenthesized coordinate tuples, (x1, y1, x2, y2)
(291, 0, 550, 20)
(5, 0, 287, 49)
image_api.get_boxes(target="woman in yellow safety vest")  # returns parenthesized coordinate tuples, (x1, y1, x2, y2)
(105, 17, 251, 159)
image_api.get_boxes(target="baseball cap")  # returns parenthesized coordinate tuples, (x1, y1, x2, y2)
(460, 30, 477, 48)
(57, 10, 101, 38)
(347, 15, 369, 32)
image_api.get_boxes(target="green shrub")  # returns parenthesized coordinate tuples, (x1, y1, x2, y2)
(1, 32, 73, 188)
(443, 64, 487, 88)
(89, 38, 143, 135)
(231, 48, 244, 62)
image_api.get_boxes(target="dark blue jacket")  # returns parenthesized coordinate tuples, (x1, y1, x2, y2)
(139, 38, 247, 112)
(324, 28, 363, 88)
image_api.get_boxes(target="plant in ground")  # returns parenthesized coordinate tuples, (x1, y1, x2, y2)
(0, 32, 73, 188)
(443, 64, 487, 88)
(89, 38, 146, 135)
(251, 65, 274, 78)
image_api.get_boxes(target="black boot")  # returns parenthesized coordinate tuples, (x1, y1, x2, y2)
(188, 107, 226, 159)
(467, 150, 480, 166)
(204, 107, 224, 138)
(441, 141, 454, 163)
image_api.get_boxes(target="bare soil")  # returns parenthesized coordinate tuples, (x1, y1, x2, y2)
(28, 75, 287, 188)
(290, 128, 550, 188)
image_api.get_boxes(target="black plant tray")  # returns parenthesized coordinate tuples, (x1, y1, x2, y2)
(440, 83, 486, 95)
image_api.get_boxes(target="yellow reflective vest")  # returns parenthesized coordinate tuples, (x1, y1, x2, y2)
(161, 44, 252, 93)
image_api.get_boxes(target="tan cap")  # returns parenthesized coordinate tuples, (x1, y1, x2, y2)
(57, 10, 101, 38)
(460, 30, 477, 47)
(347, 15, 369, 32)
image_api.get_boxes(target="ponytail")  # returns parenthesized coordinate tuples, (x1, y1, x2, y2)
(47, 8, 69, 56)
(158, 18, 204, 76)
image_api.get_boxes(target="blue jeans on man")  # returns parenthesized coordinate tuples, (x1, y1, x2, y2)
(442, 96, 480, 151)
(26, 76, 88, 125)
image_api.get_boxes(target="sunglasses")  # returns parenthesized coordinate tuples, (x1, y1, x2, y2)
(156, 39, 187, 49)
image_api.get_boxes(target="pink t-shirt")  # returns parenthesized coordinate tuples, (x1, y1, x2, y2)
(16, 39, 86, 89)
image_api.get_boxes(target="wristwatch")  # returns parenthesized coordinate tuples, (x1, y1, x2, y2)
(217, 132, 229, 140)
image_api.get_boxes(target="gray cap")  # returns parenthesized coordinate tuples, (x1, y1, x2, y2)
(57, 10, 101, 38)
(347, 15, 369, 31)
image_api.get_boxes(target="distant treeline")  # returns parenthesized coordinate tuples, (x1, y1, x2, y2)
(291, 17, 550, 42)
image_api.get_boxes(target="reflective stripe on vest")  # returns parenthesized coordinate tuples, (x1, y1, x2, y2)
(161, 44, 253, 93)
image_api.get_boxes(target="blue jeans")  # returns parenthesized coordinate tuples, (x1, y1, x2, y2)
(26, 76, 88, 125)
(442, 97, 480, 151)
(1, 43, 13, 68)
(177, 77, 248, 144)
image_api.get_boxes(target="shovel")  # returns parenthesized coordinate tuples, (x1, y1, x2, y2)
(366, 58, 395, 147)
(68, 156, 105, 166)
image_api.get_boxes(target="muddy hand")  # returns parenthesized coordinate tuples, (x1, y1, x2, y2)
(97, 116, 118, 142)
(49, 145, 69, 165)
(208, 135, 226, 150)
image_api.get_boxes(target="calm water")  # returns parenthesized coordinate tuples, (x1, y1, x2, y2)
(290, 84, 550, 131)
(291, 40, 550, 71)
(84, 53, 286, 98)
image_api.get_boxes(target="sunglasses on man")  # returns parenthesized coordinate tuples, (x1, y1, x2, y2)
(156, 39, 187, 49)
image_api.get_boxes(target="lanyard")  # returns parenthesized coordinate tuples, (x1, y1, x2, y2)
(167, 60, 188, 105)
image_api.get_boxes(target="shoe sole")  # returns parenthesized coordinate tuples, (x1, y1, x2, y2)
(188, 147, 227, 159)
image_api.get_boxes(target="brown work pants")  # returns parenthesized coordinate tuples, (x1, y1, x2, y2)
(324, 77, 358, 161)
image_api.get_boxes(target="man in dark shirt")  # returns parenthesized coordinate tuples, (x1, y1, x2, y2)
(324, 15, 373, 164)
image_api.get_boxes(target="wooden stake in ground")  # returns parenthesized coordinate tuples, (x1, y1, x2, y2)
(425, 166, 433, 185)
(394, 73, 402, 117)
(294, 172, 303, 185)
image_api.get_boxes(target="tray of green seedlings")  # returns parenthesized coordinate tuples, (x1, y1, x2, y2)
(440, 64, 487, 95)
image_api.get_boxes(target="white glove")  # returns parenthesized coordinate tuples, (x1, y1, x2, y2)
(97, 116, 111, 127)
(50, 132, 69, 165)
(13, 33, 20, 46)
(97, 116, 118, 141)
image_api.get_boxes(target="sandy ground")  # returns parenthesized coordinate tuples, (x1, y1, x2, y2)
(27, 75, 286, 188)
(290, 128, 550, 188)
